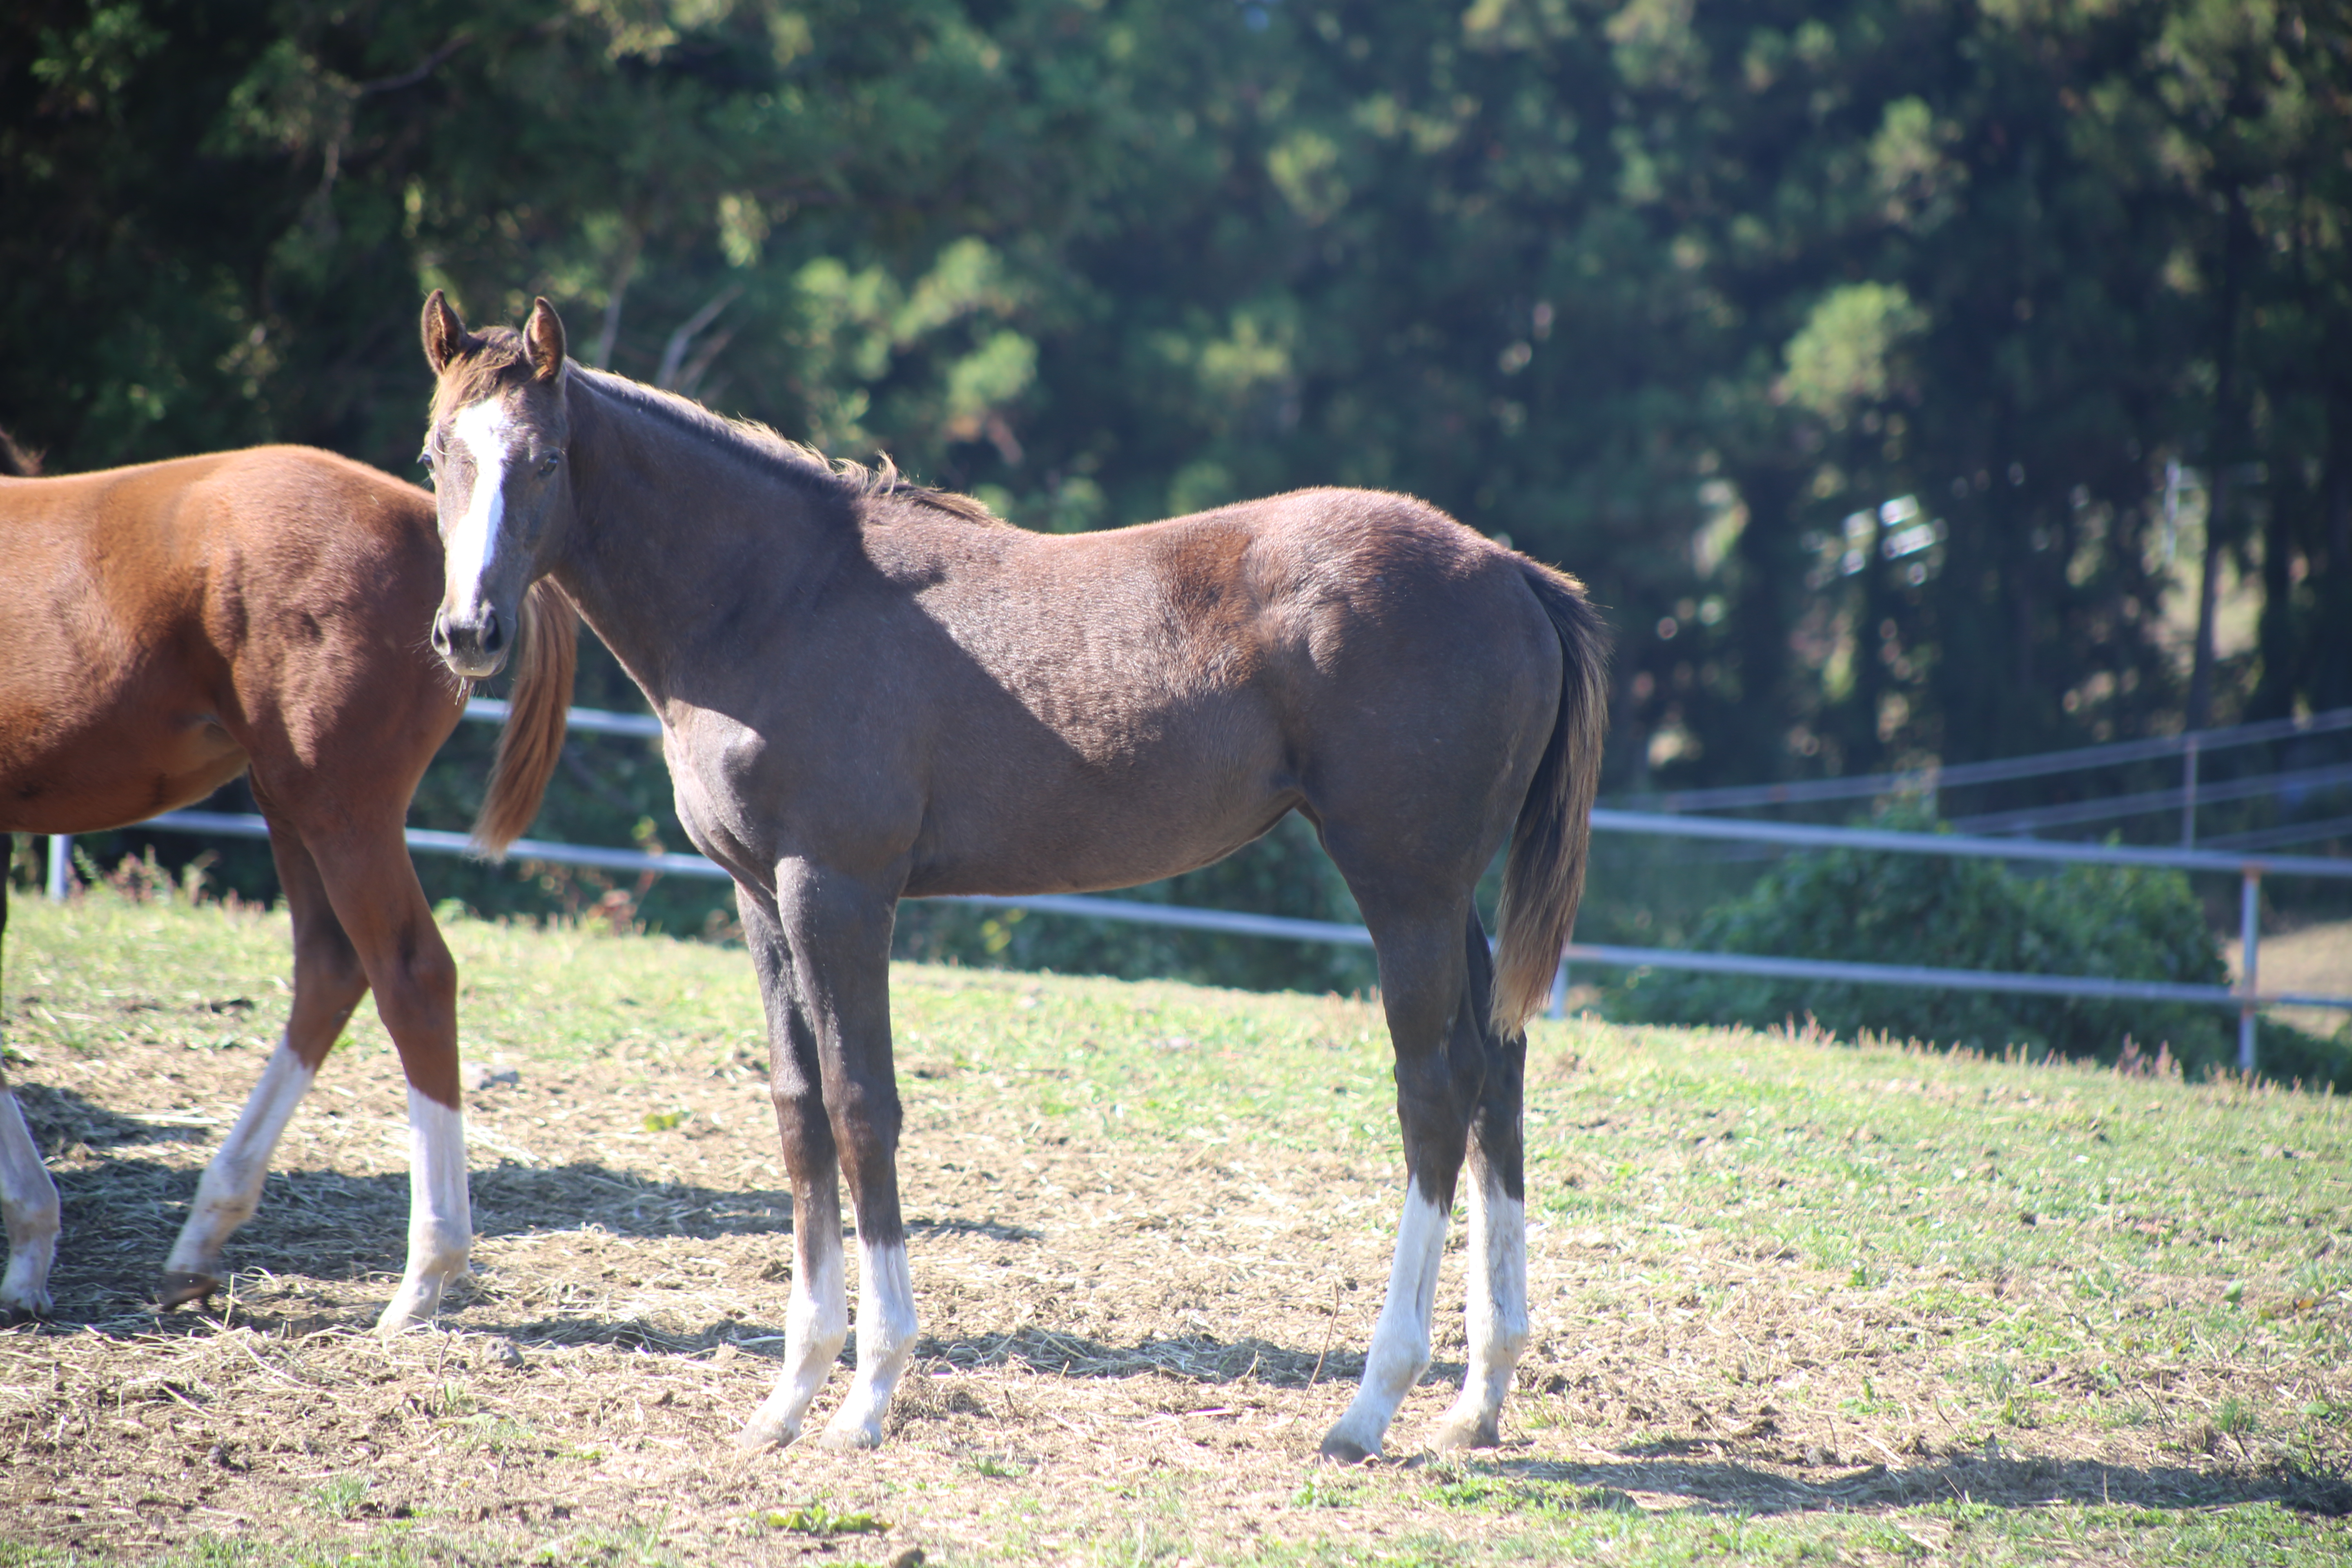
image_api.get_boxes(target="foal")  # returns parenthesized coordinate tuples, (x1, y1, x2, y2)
(419, 293, 1608, 1459)
(0, 437, 573, 1327)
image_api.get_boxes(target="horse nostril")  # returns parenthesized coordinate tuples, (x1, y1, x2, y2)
(430, 611, 452, 654)
(478, 608, 503, 655)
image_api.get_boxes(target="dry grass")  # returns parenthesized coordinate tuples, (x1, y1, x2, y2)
(2, 886, 2350, 1566)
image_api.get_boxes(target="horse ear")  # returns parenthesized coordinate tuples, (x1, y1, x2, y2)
(422, 290, 469, 374)
(524, 298, 567, 383)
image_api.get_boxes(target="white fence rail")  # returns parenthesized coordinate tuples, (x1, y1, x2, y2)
(34, 699, 2352, 1077)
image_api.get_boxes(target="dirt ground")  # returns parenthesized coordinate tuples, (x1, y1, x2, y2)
(2, 985, 2345, 1565)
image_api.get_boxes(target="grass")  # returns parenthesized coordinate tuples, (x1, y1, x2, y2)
(2, 882, 2349, 1565)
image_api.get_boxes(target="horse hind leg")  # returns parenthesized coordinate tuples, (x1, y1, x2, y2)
(1, 873, 61, 1319)
(160, 823, 368, 1307)
(735, 886, 852, 1451)
(1321, 900, 1485, 1463)
(1430, 914, 1529, 1452)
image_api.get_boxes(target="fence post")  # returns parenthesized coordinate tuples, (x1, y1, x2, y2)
(2181, 735, 2200, 848)
(46, 835, 70, 901)
(2238, 866, 2260, 1076)
(1547, 953, 1570, 1020)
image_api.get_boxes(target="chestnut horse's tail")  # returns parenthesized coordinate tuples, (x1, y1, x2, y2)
(1490, 560, 1611, 1036)
(472, 579, 578, 856)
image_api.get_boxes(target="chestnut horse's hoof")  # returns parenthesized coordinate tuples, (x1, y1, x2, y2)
(1317, 1431, 1376, 1465)
(157, 1270, 220, 1309)
(1427, 1414, 1501, 1452)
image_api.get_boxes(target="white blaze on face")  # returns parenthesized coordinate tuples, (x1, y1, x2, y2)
(445, 398, 514, 618)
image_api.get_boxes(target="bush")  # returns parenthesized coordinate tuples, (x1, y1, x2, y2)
(1602, 808, 2351, 1088)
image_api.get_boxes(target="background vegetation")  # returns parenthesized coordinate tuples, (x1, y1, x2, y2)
(6, 0, 2349, 1010)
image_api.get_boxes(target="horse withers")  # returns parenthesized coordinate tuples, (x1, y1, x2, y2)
(0, 432, 575, 1328)
(418, 292, 1608, 1460)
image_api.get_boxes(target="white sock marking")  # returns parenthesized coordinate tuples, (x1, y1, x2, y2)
(824, 1237, 918, 1448)
(741, 1214, 849, 1449)
(444, 399, 511, 619)
(1440, 1170, 1528, 1442)
(1323, 1185, 1448, 1458)
(0, 1088, 59, 1316)
(165, 1037, 317, 1279)
(376, 1088, 471, 1333)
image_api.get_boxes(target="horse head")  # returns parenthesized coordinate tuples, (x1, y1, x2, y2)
(419, 290, 572, 679)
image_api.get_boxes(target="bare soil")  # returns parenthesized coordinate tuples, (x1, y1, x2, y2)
(2, 982, 2345, 1565)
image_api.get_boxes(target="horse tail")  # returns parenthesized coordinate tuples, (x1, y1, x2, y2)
(471, 578, 578, 856)
(0, 426, 41, 477)
(1490, 559, 1611, 1036)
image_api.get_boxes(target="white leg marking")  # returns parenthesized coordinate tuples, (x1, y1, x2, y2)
(0, 1088, 59, 1317)
(1322, 1185, 1449, 1460)
(1435, 1169, 1528, 1447)
(375, 1088, 471, 1333)
(739, 1214, 849, 1450)
(820, 1237, 918, 1450)
(164, 1037, 317, 1285)
(445, 399, 512, 616)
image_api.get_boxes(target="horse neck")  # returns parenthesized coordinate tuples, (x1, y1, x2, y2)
(550, 372, 844, 712)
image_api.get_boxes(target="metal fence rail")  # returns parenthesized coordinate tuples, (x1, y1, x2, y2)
(1606, 704, 2352, 818)
(60, 802, 2346, 1078)
(32, 698, 2352, 1077)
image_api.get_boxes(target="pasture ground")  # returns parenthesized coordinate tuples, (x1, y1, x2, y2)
(2, 886, 2349, 1566)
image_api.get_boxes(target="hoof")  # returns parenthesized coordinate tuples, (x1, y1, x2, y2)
(815, 1422, 882, 1452)
(0, 1293, 49, 1324)
(1427, 1414, 1502, 1452)
(1317, 1431, 1376, 1465)
(157, 1270, 220, 1310)
(734, 1422, 791, 1454)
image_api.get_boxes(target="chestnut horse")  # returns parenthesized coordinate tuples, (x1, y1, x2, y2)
(419, 292, 1608, 1461)
(0, 432, 575, 1327)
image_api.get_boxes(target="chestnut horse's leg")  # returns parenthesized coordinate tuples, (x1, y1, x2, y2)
(1431, 915, 1530, 1452)
(1, 877, 62, 1319)
(1319, 895, 1487, 1463)
(160, 821, 369, 1305)
(265, 803, 466, 1333)
(735, 884, 849, 1450)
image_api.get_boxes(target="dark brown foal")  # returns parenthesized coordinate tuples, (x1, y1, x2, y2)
(417, 292, 1607, 1457)
(0, 441, 573, 1326)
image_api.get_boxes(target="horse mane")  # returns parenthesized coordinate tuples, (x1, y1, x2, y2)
(436, 327, 1000, 526)
(0, 425, 42, 477)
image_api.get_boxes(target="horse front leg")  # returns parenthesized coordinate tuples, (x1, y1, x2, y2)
(272, 812, 467, 1334)
(774, 862, 914, 1452)
(0, 878, 60, 1319)
(1431, 915, 1529, 1452)
(1321, 904, 1483, 1464)
(160, 821, 368, 1307)
(736, 885, 850, 1451)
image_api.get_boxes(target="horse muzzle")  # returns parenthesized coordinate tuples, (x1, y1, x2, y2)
(432, 605, 509, 679)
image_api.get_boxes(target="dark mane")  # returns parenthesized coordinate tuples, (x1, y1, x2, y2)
(435, 327, 1000, 526)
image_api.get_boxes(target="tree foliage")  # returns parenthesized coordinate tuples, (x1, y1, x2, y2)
(7, 0, 2349, 984)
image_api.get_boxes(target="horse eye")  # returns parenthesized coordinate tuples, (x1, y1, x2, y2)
(538, 452, 561, 476)
(416, 448, 432, 468)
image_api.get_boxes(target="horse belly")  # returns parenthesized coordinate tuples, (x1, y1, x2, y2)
(906, 749, 1295, 900)
(0, 706, 248, 835)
